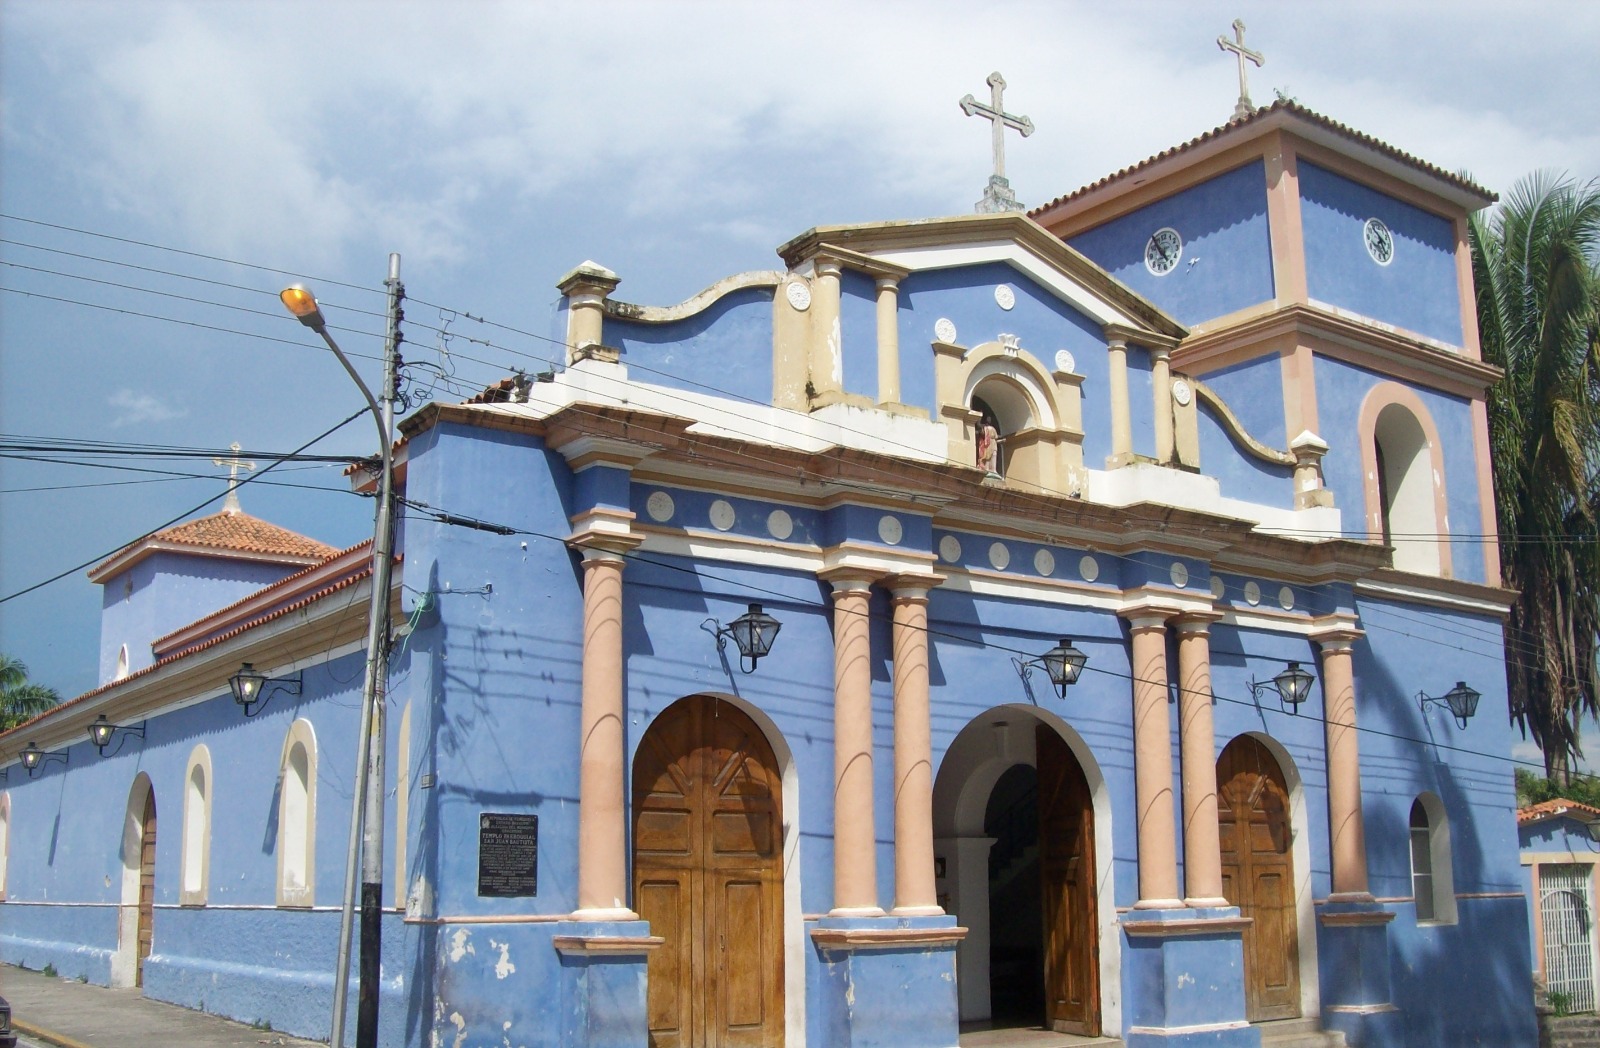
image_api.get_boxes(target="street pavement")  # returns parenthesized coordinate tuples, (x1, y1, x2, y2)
(0, 964, 324, 1048)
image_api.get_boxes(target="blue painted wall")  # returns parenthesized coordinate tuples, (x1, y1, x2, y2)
(840, 269, 879, 400)
(1313, 355, 1486, 583)
(1298, 161, 1462, 346)
(1067, 161, 1275, 326)
(98, 553, 300, 682)
(607, 286, 774, 404)
(1193, 355, 1296, 509)
(896, 262, 1109, 463)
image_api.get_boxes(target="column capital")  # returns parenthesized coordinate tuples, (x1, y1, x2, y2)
(820, 566, 883, 592)
(1310, 615, 1364, 649)
(875, 275, 901, 292)
(1172, 610, 1224, 635)
(884, 572, 946, 602)
(570, 528, 642, 561)
(1119, 600, 1183, 631)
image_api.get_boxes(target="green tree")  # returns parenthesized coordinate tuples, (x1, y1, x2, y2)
(1471, 172, 1600, 782)
(0, 653, 60, 732)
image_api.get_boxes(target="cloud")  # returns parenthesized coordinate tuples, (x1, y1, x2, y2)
(107, 388, 185, 427)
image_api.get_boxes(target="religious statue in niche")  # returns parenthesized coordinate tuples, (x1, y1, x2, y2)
(976, 414, 1002, 476)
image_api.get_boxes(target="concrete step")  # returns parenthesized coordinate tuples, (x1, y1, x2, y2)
(1258, 1017, 1347, 1048)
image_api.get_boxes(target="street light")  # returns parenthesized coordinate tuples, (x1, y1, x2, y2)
(1013, 638, 1090, 699)
(1248, 661, 1316, 713)
(281, 258, 402, 1048)
(708, 603, 784, 673)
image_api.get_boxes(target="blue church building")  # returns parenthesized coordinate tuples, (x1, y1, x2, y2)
(1, 101, 1537, 1047)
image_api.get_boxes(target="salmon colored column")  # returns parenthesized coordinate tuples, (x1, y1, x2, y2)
(1125, 610, 1183, 909)
(574, 548, 637, 920)
(1315, 625, 1372, 900)
(829, 574, 883, 916)
(889, 577, 942, 916)
(1175, 614, 1227, 907)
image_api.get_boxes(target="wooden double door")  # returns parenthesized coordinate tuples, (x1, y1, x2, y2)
(633, 697, 784, 1047)
(137, 789, 156, 987)
(1037, 726, 1099, 1035)
(1217, 735, 1300, 1022)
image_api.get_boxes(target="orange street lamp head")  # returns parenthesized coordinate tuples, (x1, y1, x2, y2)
(279, 284, 326, 330)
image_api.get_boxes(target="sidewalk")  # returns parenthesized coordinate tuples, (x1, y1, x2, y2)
(0, 964, 324, 1048)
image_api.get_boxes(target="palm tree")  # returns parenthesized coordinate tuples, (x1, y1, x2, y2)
(1470, 172, 1600, 782)
(0, 653, 62, 732)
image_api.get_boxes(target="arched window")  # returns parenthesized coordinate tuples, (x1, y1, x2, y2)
(181, 745, 211, 905)
(277, 719, 317, 906)
(1409, 794, 1457, 924)
(1360, 385, 1450, 577)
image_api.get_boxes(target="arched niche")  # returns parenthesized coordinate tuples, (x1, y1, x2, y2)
(1358, 384, 1451, 577)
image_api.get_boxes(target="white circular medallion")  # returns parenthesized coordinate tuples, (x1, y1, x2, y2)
(939, 535, 962, 563)
(988, 542, 1011, 570)
(1079, 555, 1100, 583)
(994, 285, 1016, 311)
(1034, 549, 1056, 576)
(785, 279, 812, 311)
(1171, 378, 1193, 407)
(645, 491, 675, 523)
(934, 318, 958, 344)
(1054, 349, 1076, 374)
(1278, 586, 1296, 611)
(1243, 581, 1262, 606)
(1170, 561, 1190, 588)
(1210, 576, 1226, 600)
(878, 515, 903, 546)
(708, 499, 736, 532)
(767, 509, 794, 541)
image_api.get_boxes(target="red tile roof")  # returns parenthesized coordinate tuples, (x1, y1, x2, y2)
(88, 509, 337, 581)
(1517, 799, 1600, 825)
(1030, 99, 1495, 218)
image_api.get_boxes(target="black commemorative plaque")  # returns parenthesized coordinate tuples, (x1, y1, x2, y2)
(477, 812, 538, 897)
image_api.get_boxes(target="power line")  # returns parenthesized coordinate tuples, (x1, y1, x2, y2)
(0, 409, 368, 605)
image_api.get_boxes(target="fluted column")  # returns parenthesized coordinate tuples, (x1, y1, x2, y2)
(1151, 346, 1174, 464)
(829, 574, 883, 916)
(1315, 626, 1371, 899)
(1107, 338, 1133, 466)
(574, 548, 636, 919)
(1174, 614, 1226, 906)
(1125, 610, 1182, 908)
(889, 577, 942, 915)
(876, 277, 901, 407)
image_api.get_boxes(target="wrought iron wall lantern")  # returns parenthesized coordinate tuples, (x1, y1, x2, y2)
(1013, 638, 1090, 699)
(1248, 661, 1316, 713)
(87, 714, 146, 757)
(1417, 681, 1480, 730)
(19, 741, 68, 777)
(703, 604, 783, 673)
(229, 663, 303, 718)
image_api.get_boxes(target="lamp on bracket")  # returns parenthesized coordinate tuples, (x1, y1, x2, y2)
(1248, 660, 1316, 713)
(87, 714, 146, 757)
(19, 741, 68, 778)
(1417, 681, 1480, 730)
(1013, 638, 1090, 699)
(702, 603, 783, 673)
(229, 663, 302, 718)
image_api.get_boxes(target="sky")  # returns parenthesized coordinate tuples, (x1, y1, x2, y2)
(1, 1, 1597, 765)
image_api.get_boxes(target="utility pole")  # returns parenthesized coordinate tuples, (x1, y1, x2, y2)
(318, 254, 402, 1048)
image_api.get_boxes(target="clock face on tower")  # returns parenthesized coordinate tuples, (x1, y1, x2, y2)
(1144, 227, 1183, 276)
(1363, 217, 1395, 265)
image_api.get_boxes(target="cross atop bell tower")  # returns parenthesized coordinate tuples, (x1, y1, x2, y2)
(213, 441, 256, 513)
(1217, 19, 1265, 121)
(960, 71, 1034, 213)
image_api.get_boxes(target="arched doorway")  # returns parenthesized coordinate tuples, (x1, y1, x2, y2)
(1218, 734, 1300, 1021)
(633, 695, 784, 1047)
(934, 712, 1101, 1037)
(114, 774, 156, 989)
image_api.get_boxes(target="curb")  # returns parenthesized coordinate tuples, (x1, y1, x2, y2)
(12, 1017, 95, 1048)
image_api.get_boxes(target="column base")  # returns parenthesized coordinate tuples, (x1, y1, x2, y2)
(1121, 907, 1261, 1048)
(554, 919, 660, 1048)
(809, 915, 966, 1047)
(1315, 899, 1400, 1048)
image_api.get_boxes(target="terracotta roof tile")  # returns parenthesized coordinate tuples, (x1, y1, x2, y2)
(1030, 99, 1495, 218)
(1517, 798, 1600, 824)
(149, 510, 338, 559)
